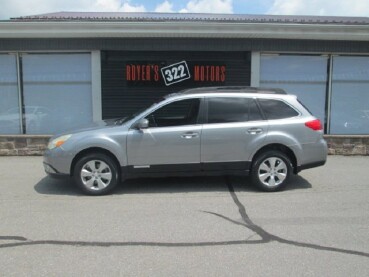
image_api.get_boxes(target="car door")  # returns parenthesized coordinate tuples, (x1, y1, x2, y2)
(127, 97, 203, 173)
(201, 96, 268, 172)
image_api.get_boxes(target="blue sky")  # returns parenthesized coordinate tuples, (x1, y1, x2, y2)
(1, 0, 369, 20)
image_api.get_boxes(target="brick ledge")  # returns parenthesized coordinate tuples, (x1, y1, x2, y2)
(0, 134, 368, 156)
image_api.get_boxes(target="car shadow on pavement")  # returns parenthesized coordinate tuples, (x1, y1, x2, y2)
(230, 174, 312, 192)
(34, 177, 80, 196)
(34, 174, 312, 196)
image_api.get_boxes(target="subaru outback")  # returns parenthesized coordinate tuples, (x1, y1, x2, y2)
(43, 87, 327, 195)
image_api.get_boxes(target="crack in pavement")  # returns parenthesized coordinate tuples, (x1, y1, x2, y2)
(0, 177, 368, 259)
(224, 177, 369, 258)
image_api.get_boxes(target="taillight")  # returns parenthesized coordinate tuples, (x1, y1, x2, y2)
(305, 119, 322, 131)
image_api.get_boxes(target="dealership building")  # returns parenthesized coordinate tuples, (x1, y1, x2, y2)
(0, 12, 369, 155)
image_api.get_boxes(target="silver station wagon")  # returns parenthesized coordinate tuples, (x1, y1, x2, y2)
(44, 87, 327, 195)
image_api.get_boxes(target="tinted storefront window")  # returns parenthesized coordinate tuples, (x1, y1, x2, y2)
(22, 54, 92, 134)
(0, 54, 20, 134)
(260, 55, 328, 125)
(330, 56, 369, 135)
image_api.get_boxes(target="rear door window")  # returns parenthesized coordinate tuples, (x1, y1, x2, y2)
(207, 97, 263, 123)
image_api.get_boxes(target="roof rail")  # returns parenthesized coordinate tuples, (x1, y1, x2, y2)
(178, 86, 287, 95)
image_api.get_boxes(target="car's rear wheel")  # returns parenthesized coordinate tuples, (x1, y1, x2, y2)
(73, 153, 119, 195)
(251, 150, 292, 192)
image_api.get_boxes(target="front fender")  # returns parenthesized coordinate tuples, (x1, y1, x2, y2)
(70, 133, 127, 167)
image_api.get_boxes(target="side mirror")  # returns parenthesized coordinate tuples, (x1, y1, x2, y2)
(135, 118, 149, 129)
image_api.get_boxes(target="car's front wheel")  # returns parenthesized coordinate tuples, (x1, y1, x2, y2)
(251, 150, 292, 192)
(73, 153, 119, 195)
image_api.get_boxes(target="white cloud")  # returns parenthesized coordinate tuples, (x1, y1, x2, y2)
(120, 2, 146, 12)
(92, 0, 146, 12)
(180, 0, 233, 14)
(268, 0, 369, 16)
(154, 1, 174, 13)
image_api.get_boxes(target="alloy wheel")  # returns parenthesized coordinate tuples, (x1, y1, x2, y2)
(257, 157, 288, 187)
(80, 160, 113, 191)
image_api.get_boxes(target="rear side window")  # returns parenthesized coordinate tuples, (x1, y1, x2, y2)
(258, 99, 299, 120)
(207, 97, 263, 123)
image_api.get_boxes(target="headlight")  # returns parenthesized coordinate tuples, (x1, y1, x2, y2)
(48, 134, 72, 150)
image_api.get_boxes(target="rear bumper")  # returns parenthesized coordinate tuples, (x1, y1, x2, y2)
(296, 160, 326, 173)
(293, 137, 327, 173)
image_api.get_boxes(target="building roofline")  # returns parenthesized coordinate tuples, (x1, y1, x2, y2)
(0, 12, 369, 41)
(10, 12, 369, 26)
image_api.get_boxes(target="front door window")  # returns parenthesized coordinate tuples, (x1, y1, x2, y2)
(147, 98, 200, 127)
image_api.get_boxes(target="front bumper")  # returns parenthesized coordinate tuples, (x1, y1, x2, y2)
(43, 147, 74, 176)
(43, 162, 69, 179)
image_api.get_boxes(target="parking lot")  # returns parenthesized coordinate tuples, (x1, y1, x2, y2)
(0, 155, 369, 276)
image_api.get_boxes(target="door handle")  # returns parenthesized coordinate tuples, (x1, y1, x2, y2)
(181, 132, 199, 139)
(247, 128, 263, 135)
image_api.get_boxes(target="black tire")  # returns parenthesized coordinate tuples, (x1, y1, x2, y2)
(251, 150, 292, 192)
(73, 153, 119, 195)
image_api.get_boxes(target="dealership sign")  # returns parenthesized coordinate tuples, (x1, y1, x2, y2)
(126, 61, 226, 86)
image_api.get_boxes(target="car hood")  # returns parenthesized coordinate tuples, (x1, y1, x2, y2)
(52, 118, 129, 138)
(85, 118, 118, 128)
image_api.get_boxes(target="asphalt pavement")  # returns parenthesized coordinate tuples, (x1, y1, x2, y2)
(0, 155, 368, 276)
